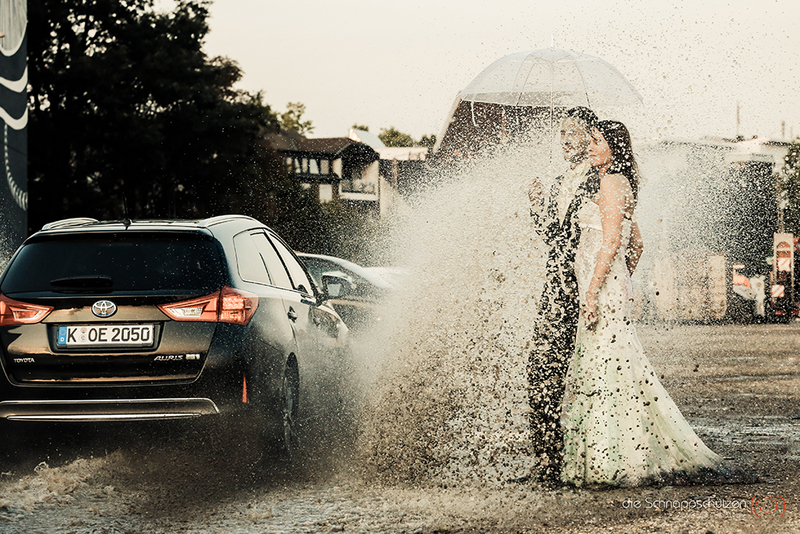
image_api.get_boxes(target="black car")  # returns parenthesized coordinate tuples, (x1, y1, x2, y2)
(0, 215, 349, 458)
(296, 253, 393, 332)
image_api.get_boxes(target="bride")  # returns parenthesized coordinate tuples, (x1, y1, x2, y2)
(559, 120, 728, 487)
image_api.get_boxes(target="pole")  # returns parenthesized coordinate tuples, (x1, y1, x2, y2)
(736, 101, 740, 139)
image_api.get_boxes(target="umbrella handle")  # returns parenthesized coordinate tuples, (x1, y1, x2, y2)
(470, 100, 478, 128)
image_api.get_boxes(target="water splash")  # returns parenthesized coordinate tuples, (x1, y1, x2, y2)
(357, 138, 558, 487)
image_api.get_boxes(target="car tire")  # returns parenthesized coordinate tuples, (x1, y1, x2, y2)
(275, 359, 300, 461)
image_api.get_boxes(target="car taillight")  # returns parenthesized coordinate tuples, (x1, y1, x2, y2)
(158, 287, 258, 326)
(218, 287, 258, 325)
(0, 293, 54, 326)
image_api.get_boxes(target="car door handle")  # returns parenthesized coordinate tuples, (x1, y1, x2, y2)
(287, 307, 298, 322)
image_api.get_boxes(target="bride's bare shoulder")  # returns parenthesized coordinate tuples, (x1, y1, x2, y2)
(601, 172, 630, 186)
(600, 173, 633, 194)
(598, 173, 634, 213)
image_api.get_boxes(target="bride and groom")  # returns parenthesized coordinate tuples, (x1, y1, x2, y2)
(528, 108, 734, 487)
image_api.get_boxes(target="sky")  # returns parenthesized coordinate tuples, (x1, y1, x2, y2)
(198, 0, 800, 142)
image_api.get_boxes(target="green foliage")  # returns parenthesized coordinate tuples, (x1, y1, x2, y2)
(378, 127, 436, 149)
(378, 127, 415, 147)
(279, 102, 315, 136)
(351, 124, 370, 132)
(417, 134, 437, 149)
(26, 0, 315, 241)
(781, 139, 800, 234)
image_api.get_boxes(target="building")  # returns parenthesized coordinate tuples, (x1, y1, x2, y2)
(263, 129, 379, 202)
(263, 128, 426, 218)
(349, 128, 428, 206)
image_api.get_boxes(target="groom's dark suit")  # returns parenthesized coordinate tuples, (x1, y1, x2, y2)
(528, 161, 598, 482)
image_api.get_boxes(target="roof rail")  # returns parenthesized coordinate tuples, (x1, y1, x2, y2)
(41, 218, 100, 231)
(198, 214, 258, 228)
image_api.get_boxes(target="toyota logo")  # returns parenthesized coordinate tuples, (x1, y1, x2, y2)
(92, 300, 117, 318)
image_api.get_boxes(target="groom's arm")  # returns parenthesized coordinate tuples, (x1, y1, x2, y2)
(528, 178, 558, 243)
(528, 178, 544, 216)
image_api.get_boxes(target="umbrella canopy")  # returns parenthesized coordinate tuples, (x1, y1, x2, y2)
(460, 48, 643, 109)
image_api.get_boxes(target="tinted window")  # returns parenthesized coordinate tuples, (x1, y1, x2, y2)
(300, 255, 392, 290)
(301, 259, 344, 288)
(301, 258, 383, 299)
(2, 233, 225, 294)
(234, 232, 271, 285)
(268, 234, 313, 295)
(251, 232, 292, 289)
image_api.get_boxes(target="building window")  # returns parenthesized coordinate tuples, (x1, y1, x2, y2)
(319, 184, 333, 202)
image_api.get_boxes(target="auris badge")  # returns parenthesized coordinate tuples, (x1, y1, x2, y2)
(92, 300, 117, 318)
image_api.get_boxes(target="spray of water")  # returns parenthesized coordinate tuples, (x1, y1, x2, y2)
(354, 135, 564, 488)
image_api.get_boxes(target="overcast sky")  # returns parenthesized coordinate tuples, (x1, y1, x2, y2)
(200, 0, 800, 142)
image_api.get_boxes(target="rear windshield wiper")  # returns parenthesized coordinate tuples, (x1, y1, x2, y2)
(49, 276, 114, 288)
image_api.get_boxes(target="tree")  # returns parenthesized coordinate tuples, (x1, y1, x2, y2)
(417, 134, 437, 149)
(351, 124, 369, 132)
(279, 102, 315, 136)
(24, 0, 391, 260)
(781, 139, 800, 234)
(378, 127, 415, 147)
(378, 127, 438, 148)
(26, 0, 316, 238)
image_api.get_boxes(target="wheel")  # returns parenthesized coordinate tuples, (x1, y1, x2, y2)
(276, 360, 300, 460)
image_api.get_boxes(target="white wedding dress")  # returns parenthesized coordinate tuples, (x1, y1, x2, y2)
(560, 181, 725, 487)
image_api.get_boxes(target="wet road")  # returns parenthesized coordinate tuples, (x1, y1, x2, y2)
(0, 323, 799, 533)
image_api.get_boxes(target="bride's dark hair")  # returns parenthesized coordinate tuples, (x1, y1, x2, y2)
(594, 120, 640, 201)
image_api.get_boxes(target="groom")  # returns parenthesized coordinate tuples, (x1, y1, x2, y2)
(527, 106, 599, 482)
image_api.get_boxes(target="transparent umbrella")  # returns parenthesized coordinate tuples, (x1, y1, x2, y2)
(460, 48, 643, 108)
(431, 48, 643, 166)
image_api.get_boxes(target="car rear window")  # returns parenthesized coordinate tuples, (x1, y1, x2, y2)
(1, 233, 225, 294)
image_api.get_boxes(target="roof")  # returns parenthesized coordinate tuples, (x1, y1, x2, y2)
(299, 138, 363, 157)
(349, 129, 386, 149)
(262, 129, 307, 151)
(263, 129, 379, 161)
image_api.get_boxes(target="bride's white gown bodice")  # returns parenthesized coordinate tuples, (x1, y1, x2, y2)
(560, 190, 722, 487)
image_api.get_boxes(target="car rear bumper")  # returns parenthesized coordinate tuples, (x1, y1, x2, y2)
(0, 397, 220, 422)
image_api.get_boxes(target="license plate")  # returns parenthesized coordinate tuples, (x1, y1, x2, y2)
(57, 325, 155, 348)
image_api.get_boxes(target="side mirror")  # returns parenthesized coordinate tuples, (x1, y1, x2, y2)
(321, 274, 352, 300)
